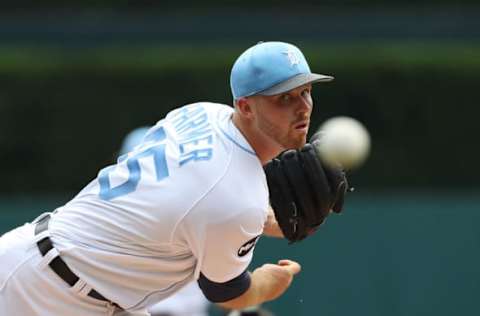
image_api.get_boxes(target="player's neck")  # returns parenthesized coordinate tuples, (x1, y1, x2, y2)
(231, 112, 282, 165)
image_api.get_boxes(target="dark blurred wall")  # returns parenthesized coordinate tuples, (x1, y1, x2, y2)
(1, 0, 480, 10)
(1, 193, 479, 316)
(1, 48, 479, 193)
(0, 8, 479, 194)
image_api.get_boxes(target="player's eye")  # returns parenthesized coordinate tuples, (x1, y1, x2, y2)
(301, 89, 311, 98)
(281, 94, 291, 103)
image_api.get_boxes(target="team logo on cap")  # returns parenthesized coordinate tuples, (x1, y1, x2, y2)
(237, 235, 260, 257)
(283, 49, 300, 67)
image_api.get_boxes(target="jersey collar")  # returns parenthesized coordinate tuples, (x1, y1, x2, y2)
(219, 114, 257, 157)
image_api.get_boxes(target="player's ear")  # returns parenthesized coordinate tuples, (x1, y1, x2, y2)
(234, 97, 255, 119)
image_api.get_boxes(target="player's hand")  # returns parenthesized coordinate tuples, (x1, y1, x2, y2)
(218, 259, 301, 310)
(253, 259, 301, 301)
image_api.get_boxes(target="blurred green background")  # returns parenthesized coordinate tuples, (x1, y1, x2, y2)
(1, 1, 479, 316)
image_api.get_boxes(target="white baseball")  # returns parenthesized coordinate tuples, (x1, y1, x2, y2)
(313, 116, 371, 170)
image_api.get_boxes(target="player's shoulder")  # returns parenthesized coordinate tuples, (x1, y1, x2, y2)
(165, 101, 233, 121)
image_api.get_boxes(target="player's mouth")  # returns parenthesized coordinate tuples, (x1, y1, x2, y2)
(294, 120, 309, 132)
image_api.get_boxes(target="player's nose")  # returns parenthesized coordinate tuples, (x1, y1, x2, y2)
(295, 96, 312, 114)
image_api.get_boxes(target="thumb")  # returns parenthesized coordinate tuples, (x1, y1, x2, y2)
(277, 259, 301, 275)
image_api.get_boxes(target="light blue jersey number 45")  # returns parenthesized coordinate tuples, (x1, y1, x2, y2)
(98, 127, 169, 200)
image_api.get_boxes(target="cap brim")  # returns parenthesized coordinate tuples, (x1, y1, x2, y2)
(256, 73, 334, 96)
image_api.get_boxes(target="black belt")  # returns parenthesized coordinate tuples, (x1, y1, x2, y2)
(35, 215, 117, 305)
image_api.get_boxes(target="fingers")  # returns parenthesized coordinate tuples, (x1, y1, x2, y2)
(277, 259, 301, 275)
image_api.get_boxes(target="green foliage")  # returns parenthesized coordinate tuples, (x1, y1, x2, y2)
(0, 42, 479, 193)
(1, 42, 479, 73)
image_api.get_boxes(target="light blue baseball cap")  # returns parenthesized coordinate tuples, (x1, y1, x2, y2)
(230, 41, 333, 99)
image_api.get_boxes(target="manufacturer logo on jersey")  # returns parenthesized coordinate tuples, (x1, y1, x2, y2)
(237, 235, 260, 257)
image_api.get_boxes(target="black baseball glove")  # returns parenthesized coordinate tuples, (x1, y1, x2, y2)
(264, 140, 349, 243)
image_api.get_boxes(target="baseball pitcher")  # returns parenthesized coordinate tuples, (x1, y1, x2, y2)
(0, 41, 348, 316)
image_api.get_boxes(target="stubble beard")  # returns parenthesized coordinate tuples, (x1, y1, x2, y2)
(284, 129, 307, 149)
(258, 118, 307, 151)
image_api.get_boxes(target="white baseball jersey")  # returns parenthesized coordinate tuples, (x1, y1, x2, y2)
(148, 282, 209, 316)
(48, 102, 269, 311)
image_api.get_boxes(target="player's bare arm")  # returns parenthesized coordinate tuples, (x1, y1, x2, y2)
(218, 259, 301, 310)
